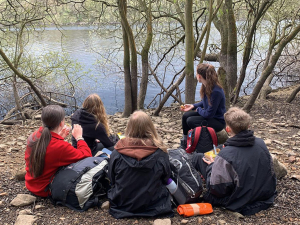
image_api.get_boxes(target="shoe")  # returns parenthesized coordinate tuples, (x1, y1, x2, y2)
(180, 139, 187, 150)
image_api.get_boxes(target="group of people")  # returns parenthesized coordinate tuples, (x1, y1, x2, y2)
(25, 63, 277, 218)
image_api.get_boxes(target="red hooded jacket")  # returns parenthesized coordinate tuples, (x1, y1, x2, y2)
(25, 127, 92, 197)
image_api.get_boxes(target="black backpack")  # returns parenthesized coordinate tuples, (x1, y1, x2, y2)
(49, 156, 109, 211)
(186, 125, 218, 154)
(168, 148, 203, 205)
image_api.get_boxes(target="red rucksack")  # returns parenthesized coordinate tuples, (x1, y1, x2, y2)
(186, 125, 218, 154)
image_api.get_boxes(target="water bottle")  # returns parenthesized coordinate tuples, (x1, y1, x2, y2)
(166, 178, 177, 194)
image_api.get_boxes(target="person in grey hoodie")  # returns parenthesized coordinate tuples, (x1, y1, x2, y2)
(108, 111, 173, 218)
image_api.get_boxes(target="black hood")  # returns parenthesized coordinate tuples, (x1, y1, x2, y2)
(224, 130, 255, 147)
(71, 108, 97, 125)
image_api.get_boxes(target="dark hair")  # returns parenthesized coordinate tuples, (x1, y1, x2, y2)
(28, 105, 65, 178)
(197, 63, 223, 105)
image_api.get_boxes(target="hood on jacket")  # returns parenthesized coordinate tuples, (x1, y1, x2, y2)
(114, 138, 158, 161)
(71, 108, 97, 125)
(224, 130, 255, 147)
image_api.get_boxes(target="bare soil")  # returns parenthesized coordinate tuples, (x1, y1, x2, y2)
(0, 86, 300, 225)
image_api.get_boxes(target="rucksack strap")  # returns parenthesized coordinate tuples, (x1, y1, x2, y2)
(207, 127, 218, 146)
(190, 127, 201, 152)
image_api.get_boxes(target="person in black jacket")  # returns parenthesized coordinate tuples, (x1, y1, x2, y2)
(71, 94, 115, 156)
(192, 107, 277, 215)
(108, 111, 173, 219)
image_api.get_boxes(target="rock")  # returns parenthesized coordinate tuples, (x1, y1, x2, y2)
(153, 219, 171, 225)
(35, 204, 45, 210)
(269, 129, 278, 134)
(101, 201, 110, 210)
(0, 200, 4, 207)
(10, 194, 36, 207)
(15, 170, 26, 181)
(217, 220, 227, 225)
(216, 129, 229, 145)
(291, 175, 300, 181)
(19, 209, 33, 215)
(0, 192, 8, 196)
(0, 163, 5, 167)
(162, 118, 169, 123)
(273, 140, 289, 146)
(198, 218, 203, 223)
(271, 154, 288, 179)
(264, 139, 272, 145)
(181, 219, 189, 224)
(17, 136, 26, 141)
(0, 144, 7, 149)
(15, 215, 37, 225)
(289, 156, 296, 163)
(34, 114, 41, 120)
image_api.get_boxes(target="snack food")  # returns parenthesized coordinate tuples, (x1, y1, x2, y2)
(204, 148, 220, 159)
(180, 105, 185, 109)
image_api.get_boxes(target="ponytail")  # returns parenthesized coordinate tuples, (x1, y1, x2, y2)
(28, 105, 65, 178)
(29, 127, 52, 178)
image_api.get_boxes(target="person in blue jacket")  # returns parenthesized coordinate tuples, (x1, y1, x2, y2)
(180, 63, 226, 148)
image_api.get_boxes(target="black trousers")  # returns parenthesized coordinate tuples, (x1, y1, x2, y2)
(191, 153, 208, 179)
(182, 111, 225, 135)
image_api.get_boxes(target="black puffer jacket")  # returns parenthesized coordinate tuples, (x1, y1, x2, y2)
(204, 130, 277, 215)
(71, 108, 114, 151)
(108, 138, 173, 219)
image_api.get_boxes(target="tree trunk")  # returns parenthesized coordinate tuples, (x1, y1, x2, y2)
(286, 85, 300, 103)
(184, 0, 195, 104)
(243, 24, 300, 112)
(137, 0, 153, 109)
(118, 0, 138, 114)
(232, 0, 273, 103)
(217, 67, 230, 110)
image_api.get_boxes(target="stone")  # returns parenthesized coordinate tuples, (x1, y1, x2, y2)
(153, 219, 171, 225)
(35, 204, 45, 210)
(217, 220, 227, 225)
(162, 118, 169, 123)
(291, 175, 300, 181)
(198, 218, 203, 223)
(288, 156, 296, 163)
(264, 139, 272, 145)
(269, 129, 278, 134)
(19, 209, 33, 215)
(101, 201, 110, 210)
(0, 144, 7, 149)
(0, 200, 4, 207)
(34, 114, 41, 120)
(14, 215, 37, 225)
(0, 192, 8, 196)
(216, 129, 229, 145)
(273, 140, 289, 146)
(15, 170, 26, 181)
(271, 154, 288, 179)
(10, 194, 36, 207)
(181, 219, 189, 224)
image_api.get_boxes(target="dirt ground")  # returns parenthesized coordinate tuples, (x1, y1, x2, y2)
(0, 86, 300, 225)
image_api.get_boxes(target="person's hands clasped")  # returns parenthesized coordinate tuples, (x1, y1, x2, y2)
(202, 156, 215, 165)
(72, 124, 83, 140)
(180, 104, 194, 112)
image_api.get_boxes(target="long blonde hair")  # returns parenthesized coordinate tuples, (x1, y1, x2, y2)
(82, 94, 110, 136)
(125, 111, 168, 152)
(197, 63, 223, 106)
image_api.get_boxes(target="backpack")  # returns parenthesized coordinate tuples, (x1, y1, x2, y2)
(49, 157, 109, 212)
(168, 148, 203, 205)
(186, 125, 218, 154)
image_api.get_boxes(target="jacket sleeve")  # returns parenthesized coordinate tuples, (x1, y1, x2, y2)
(160, 153, 171, 185)
(196, 91, 222, 118)
(57, 140, 92, 167)
(193, 101, 204, 109)
(94, 124, 114, 148)
(206, 156, 237, 198)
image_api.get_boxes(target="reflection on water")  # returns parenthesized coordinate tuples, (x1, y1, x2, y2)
(28, 26, 199, 114)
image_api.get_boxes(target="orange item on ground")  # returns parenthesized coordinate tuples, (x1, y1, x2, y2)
(177, 203, 213, 217)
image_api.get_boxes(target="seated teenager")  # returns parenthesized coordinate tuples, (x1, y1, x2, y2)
(191, 107, 277, 215)
(108, 111, 173, 219)
(180, 63, 226, 148)
(25, 105, 92, 197)
(71, 94, 115, 156)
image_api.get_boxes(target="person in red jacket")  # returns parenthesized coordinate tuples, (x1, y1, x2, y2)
(25, 105, 92, 197)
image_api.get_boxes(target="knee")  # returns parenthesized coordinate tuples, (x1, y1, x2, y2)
(182, 112, 192, 122)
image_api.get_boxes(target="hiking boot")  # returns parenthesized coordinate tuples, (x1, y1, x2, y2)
(180, 139, 187, 150)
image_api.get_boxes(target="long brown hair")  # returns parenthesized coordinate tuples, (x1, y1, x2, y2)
(197, 63, 223, 105)
(125, 111, 168, 152)
(29, 105, 65, 178)
(82, 94, 110, 136)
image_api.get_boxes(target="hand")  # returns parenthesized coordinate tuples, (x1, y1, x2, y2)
(202, 156, 215, 165)
(58, 125, 70, 139)
(180, 104, 194, 112)
(72, 124, 83, 140)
